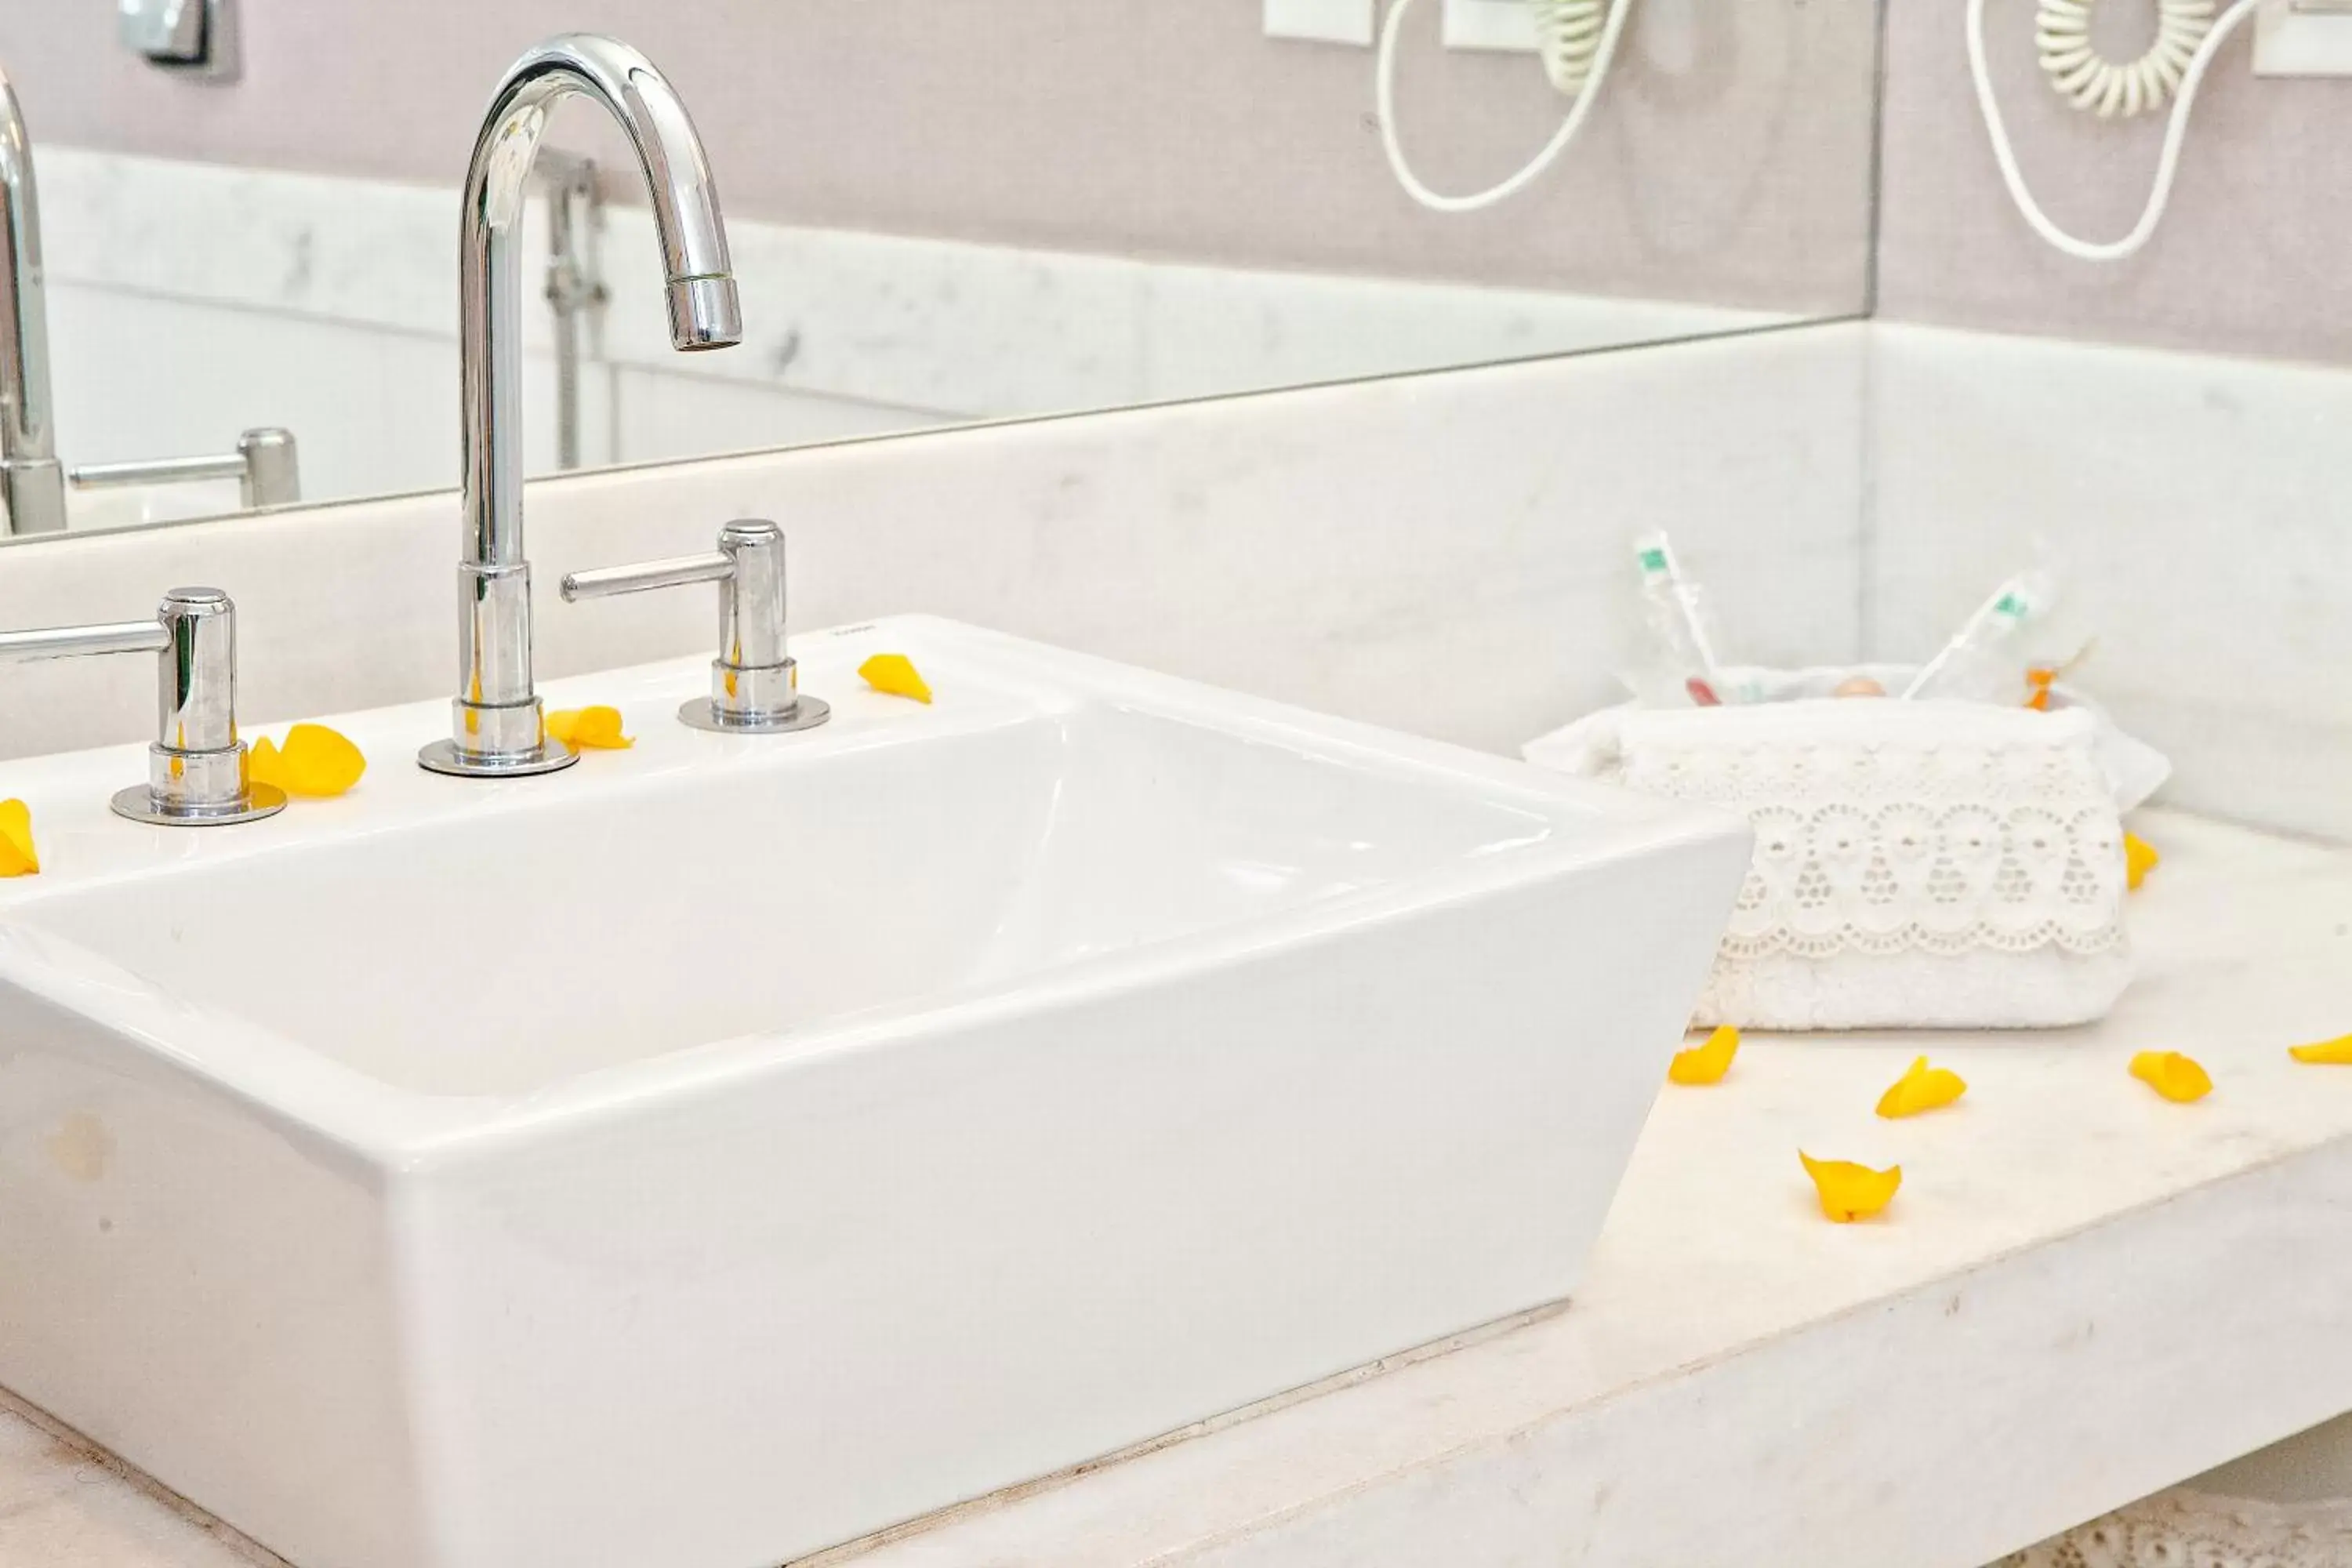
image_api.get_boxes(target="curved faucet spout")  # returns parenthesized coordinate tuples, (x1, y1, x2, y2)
(432, 34, 741, 776)
(462, 32, 740, 564)
(0, 57, 66, 537)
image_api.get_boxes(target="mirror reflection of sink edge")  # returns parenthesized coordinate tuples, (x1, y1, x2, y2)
(0, 612, 1752, 1568)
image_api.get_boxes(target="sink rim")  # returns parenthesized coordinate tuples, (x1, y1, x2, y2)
(0, 615, 1744, 1166)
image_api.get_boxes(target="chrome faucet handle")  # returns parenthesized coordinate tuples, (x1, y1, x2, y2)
(69, 426, 301, 510)
(561, 520, 829, 735)
(0, 588, 285, 826)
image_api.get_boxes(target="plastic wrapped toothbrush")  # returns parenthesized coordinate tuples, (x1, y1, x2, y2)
(1628, 531, 1737, 707)
(1901, 568, 2058, 702)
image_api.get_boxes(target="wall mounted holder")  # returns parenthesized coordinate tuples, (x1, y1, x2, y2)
(117, 0, 240, 84)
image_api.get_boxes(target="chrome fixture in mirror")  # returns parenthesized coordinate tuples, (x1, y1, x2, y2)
(540, 151, 607, 473)
(0, 56, 62, 538)
(418, 33, 742, 781)
(70, 426, 299, 510)
(2, 54, 291, 535)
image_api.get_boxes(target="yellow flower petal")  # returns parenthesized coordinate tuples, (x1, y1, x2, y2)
(858, 653, 933, 705)
(1667, 1024, 1740, 1086)
(546, 706, 634, 751)
(1875, 1055, 1969, 1119)
(0, 798, 39, 877)
(256, 723, 368, 797)
(248, 735, 285, 791)
(2288, 1033, 2352, 1065)
(1799, 1152, 1902, 1224)
(2125, 832, 2159, 891)
(2129, 1051, 2212, 1104)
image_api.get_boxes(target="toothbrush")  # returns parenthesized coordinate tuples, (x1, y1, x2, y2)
(1632, 532, 1729, 705)
(1900, 572, 2043, 702)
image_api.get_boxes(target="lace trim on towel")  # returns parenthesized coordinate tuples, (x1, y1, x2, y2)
(1613, 733, 2128, 962)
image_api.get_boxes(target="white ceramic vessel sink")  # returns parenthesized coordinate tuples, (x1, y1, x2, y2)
(0, 616, 1748, 1568)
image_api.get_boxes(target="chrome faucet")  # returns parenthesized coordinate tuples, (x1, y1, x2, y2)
(419, 34, 742, 779)
(0, 57, 65, 539)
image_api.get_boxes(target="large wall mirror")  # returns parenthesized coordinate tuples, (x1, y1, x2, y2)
(0, 1, 1878, 543)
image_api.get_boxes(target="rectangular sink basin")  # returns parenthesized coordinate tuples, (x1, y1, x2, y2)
(0, 616, 1747, 1568)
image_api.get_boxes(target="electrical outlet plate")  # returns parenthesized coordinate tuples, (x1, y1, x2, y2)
(1263, 0, 1376, 47)
(1442, 0, 1543, 53)
(2254, 0, 2352, 77)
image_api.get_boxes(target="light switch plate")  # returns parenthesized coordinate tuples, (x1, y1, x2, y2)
(1443, 0, 1542, 53)
(2254, 0, 2352, 76)
(1263, 0, 1377, 46)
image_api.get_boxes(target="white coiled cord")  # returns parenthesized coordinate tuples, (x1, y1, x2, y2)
(1376, 0, 1637, 213)
(2038, 0, 2216, 117)
(1968, 0, 2262, 261)
(1533, 0, 1611, 93)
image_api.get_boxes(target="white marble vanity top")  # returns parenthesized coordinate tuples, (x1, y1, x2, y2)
(5, 807, 2350, 1568)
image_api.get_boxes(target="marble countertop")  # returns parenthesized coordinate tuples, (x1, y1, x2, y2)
(7, 808, 2350, 1568)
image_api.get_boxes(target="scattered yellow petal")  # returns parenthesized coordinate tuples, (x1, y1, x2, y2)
(2130, 1051, 2212, 1104)
(249, 724, 367, 798)
(1668, 1025, 1740, 1086)
(545, 706, 634, 750)
(2125, 833, 2159, 891)
(858, 653, 933, 705)
(1875, 1055, 1969, 1119)
(1799, 1152, 1902, 1224)
(2289, 1033, 2352, 1065)
(0, 798, 39, 877)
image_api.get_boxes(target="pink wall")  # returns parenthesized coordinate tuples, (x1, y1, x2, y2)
(1878, 0, 2352, 364)
(0, 0, 1876, 312)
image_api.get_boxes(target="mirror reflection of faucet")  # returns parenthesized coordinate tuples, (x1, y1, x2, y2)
(68, 427, 302, 511)
(0, 56, 65, 538)
(2, 55, 299, 537)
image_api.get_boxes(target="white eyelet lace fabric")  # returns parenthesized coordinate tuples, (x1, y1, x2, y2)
(2001, 1488, 2352, 1567)
(1620, 707, 2127, 963)
(1526, 681, 2150, 1030)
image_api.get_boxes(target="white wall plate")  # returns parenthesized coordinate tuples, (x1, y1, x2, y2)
(2253, 0, 2352, 77)
(1443, 0, 1543, 53)
(1263, 0, 1376, 46)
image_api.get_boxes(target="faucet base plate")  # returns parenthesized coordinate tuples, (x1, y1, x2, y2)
(110, 782, 289, 827)
(677, 695, 832, 736)
(416, 739, 583, 779)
